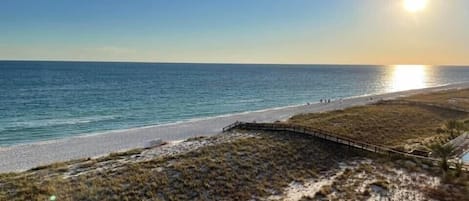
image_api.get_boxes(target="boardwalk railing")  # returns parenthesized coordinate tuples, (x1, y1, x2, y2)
(222, 121, 242, 132)
(224, 122, 469, 171)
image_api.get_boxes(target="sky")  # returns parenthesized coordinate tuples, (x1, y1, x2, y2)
(1, 0, 468, 65)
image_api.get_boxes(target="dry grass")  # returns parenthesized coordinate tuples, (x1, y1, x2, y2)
(288, 102, 468, 149)
(403, 88, 469, 110)
(0, 132, 365, 201)
(1, 132, 467, 201)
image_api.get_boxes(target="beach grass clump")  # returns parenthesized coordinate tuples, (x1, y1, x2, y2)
(288, 101, 468, 149)
(107, 148, 144, 159)
(28, 161, 69, 172)
(0, 131, 364, 201)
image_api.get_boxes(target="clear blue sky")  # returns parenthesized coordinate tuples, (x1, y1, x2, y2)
(1, 0, 468, 65)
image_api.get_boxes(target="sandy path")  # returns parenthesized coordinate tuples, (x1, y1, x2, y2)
(1, 82, 468, 173)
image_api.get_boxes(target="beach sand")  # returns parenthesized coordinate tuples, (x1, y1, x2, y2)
(1, 82, 469, 173)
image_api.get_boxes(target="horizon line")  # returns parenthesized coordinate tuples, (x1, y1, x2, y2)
(0, 59, 468, 67)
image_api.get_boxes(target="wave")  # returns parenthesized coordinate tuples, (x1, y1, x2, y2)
(71, 103, 309, 139)
(229, 98, 264, 104)
(1, 115, 118, 131)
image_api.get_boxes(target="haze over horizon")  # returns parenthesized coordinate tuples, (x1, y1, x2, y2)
(1, 0, 469, 65)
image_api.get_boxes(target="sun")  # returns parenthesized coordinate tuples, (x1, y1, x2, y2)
(404, 0, 427, 13)
(389, 65, 427, 91)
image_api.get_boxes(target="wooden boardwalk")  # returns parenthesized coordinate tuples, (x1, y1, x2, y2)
(223, 121, 469, 171)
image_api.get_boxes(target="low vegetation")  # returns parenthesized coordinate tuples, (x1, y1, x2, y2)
(444, 119, 467, 138)
(288, 101, 468, 151)
(0, 131, 366, 201)
(402, 88, 469, 111)
(1, 130, 467, 201)
(331, 159, 468, 201)
(428, 143, 455, 172)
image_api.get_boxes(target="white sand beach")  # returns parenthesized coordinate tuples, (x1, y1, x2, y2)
(1, 82, 469, 173)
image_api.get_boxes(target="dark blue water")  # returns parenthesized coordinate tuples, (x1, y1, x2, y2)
(1, 61, 469, 146)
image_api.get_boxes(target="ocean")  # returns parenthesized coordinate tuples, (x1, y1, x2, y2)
(1, 61, 469, 146)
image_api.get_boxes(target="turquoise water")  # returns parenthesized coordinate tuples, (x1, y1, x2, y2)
(1, 61, 469, 146)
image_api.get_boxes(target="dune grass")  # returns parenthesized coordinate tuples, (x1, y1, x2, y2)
(403, 88, 469, 110)
(288, 101, 468, 150)
(1, 131, 467, 201)
(0, 132, 365, 201)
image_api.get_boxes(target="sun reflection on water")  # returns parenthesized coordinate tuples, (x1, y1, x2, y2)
(389, 65, 428, 92)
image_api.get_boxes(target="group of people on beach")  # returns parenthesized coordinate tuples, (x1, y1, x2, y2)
(306, 98, 332, 106)
(305, 98, 344, 106)
(320, 99, 331, 104)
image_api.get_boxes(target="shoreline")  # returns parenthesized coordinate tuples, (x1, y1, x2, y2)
(2, 81, 465, 150)
(1, 82, 469, 173)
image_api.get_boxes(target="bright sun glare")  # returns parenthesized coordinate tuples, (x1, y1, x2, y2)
(390, 65, 428, 91)
(404, 0, 428, 13)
